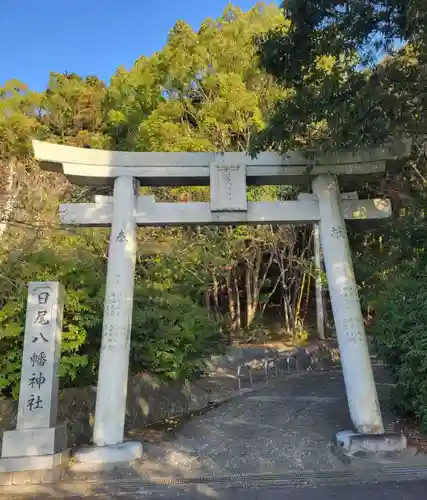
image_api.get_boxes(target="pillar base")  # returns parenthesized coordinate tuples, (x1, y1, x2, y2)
(334, 430, 408, 457)
(1, 425, 67, 458)
(71, 441, 143, 471)
(0, 450, 69, 485)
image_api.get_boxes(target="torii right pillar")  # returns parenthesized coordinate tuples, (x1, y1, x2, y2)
(312, 175, 407, 455)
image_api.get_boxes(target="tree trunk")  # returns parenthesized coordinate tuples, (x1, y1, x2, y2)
(234, 275, 241, 330)
(295, 269, 307, 329)
(0, 159, 19, 240)
(212, 273, 220, 320)
(246, 245, 274, 328)
(252, 245, 262, 315)
(245, 262, 256, 327)
(205, 289, 211, 316)
(226, 269, 237, 343)
(283, 294, 291, 332)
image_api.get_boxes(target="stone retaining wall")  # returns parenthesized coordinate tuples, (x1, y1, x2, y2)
(0, 374, 213, 451)
(208, 341, 339, 375)
(0, 341, 339, 451)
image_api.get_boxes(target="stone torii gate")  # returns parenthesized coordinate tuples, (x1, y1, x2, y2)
(32, 139, 410, 466)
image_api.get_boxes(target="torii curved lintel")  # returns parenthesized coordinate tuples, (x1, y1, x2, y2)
(32, 139, 412, 187)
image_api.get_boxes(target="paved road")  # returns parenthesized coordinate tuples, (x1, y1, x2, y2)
(111, 479, 427, 499)
(30, 478, 427, 499)
(131, 365, 403, 479)
(4, 365, 427, 499)
(166, 479, 427, 499)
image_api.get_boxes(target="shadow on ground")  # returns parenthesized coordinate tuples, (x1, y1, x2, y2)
(2, 364, 427, 499)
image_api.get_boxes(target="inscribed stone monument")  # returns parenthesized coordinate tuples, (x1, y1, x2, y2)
(1, 282, 67, 461)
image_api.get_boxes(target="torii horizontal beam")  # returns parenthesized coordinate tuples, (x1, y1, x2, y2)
(32, 139, 412, 187)
(59, 197, 392, 227)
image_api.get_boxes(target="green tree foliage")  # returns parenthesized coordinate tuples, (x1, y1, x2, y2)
(0, 80, 43, 157)
(252, 0, 427, 152)
(131, 279, 223, 380)
(102, 3, 309, 339)
(41, 72, 109, 148)
(368, 255, 427, 430)
(1, 3, 316, 398)
(105, 3, 286, 152)
(0, 237, 223, 396)
(256, 1, 427, 427)
(0, 244, 104, 397)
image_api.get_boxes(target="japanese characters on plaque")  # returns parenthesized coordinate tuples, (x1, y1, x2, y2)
(210, 162, 247, 212)
(16, 282, 64, 430)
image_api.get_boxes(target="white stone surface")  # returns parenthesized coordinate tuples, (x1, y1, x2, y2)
(312, 175, 384, 434)
(94, 194, 155, 206)
(93, 176, 139, 447)
(72, 441, 143, 467)
(0, 282, 68, 477)
(335, 430, 407, 456)
(15, 282, 64, 431)
(0, 282, 67, 464)
(33, 139, 413, 186)
(0, 450, 68, 473)
(298, 191, 359, 201)
(58, 198, 392, 227)
(1, 426, 66, 458)
(33, 140, 411, 169)
(210, 162, 247, 211)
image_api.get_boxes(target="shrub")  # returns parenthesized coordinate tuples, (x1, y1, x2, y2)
(0, 248, 224, 398)
(369, 256, 427, 430)
(130, 279, 224, 380)
(0, 248, 104, 398)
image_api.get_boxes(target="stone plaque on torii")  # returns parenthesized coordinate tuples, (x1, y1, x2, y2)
(32, 139, 411, 465)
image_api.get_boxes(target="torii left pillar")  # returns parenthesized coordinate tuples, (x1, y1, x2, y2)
(74, 176, 143, 466)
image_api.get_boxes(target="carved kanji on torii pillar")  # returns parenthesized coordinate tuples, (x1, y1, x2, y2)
(32, 138, 411, 465)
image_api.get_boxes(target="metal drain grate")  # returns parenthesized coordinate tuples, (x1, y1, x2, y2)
(81, 464, 427, 490)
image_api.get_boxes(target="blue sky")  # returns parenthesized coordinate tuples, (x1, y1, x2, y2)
(1, 0, 271, 91)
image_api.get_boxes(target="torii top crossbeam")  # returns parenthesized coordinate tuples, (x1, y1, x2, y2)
(32, 139, 411, 186)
